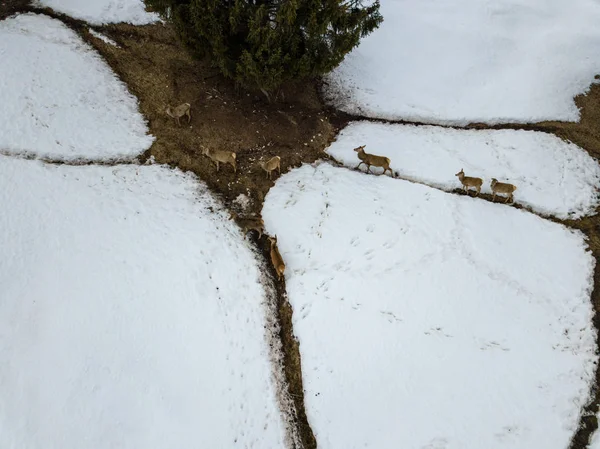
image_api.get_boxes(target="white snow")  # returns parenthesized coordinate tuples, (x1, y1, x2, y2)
(590, 410, 600, 449)
(324, 0, 600, 125)
(89, 28, 120, 47)
(0, 155, 286, 449)
(262, 163, 597, 449)
(592, 428, 600, 449)
(327, 121, 600, 219)
(0, 14, 154, 160)
(34, 0, 159, 25)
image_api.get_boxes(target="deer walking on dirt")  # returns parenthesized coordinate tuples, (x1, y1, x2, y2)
(268, 236, 285, 281)
(165, 103, 191, 126)
(260, 156, 281, 180)
(455, 168, 483, 196)
(354, 145, 393, 177)
(229, 211, 264, 239)
(490, 178, 517, 203)
(202, 146, 237, 174)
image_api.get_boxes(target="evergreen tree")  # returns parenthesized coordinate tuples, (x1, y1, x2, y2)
(145, 0, 383, 94)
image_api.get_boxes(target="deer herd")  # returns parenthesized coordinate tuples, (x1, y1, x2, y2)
(352, 144, 517, 204)
(166, 102, 518, 282)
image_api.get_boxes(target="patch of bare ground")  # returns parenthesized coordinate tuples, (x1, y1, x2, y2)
(0, 0, 28, 19)
(81, 19, 334, 449)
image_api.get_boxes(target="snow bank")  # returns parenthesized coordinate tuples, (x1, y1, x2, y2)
(34, 0, 159, 25)
(263, 163, 597, 449)
(592, 429, 600, 449)
(89, 28, 120, 47)
(0, 155, 286, 449)
(327, 122, 600, 219)
(0, 14, 153, 160)
(324, 0, 600, 125)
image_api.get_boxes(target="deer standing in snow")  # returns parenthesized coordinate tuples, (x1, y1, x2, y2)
(490, 178, 517, 203)
(354, 145, 393, 177)
(455, 168, 483, 196)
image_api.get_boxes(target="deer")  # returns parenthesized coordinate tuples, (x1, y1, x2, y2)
(490, 178, 517, 203)
(201, 146, 237, 174)
(353, 145, 393, 177)
(165, 102, 191, 126)
(455, 168, 483, 196)
(229, 211, 264, 239)
(260, 156, 281, 180)
(268, 236, 285, 281)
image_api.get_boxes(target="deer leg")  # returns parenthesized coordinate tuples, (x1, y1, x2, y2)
(505, 195, 510, 204)
(215, 161, 220, 172)
(492, 192, 496, 202)
(187, 111, 191, 123)
(176, 117, 180, 126)
(356, 162, 365, 170)
(366, 165, 372, 174)
(475, 186, 480, 197)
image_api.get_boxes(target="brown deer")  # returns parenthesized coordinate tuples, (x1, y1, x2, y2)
(268, 236, 285, 281)
(202, 146, 237, 174)
(165, 103, 191, 126)
(455, 168, 483, 196)
(490, 178, 517, 203)
(260, 156, 281, 180)
(354, 145, 393, 177)
(229, 211, 264, 239)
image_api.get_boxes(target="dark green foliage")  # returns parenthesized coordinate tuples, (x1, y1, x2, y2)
(145, 0, 383, 92)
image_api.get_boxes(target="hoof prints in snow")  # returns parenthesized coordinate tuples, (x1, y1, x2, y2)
(324, 0, 600, 124)
(0, 155, 285, 449)
(0, 14, 154, 161)
(262, 163, 597, 449)
(33, 0, 160, 25)
(327, 121, 600, 219)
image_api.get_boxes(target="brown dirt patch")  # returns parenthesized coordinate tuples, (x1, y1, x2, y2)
(0, 0, 29, 19)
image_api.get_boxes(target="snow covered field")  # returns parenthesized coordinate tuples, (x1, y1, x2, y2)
(324, 0, 600, 125)
(0, 156, 286, 449)
(34, 0, 159, 25)
(327, 122, 600, 219)
(0, 14, 153, 160)
(262, 163, 597, 449)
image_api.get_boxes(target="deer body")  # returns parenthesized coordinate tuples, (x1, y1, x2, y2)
(490, 178, 517, 203)
(202, 147, 236, 173)
(260, 156, 281, 180)
(268, 236, 285, 281)
(166, 103, 191, 126)
(230, 212, 264, 239)
(455, 168, 483, 196)
(353, 145, 393, 177)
